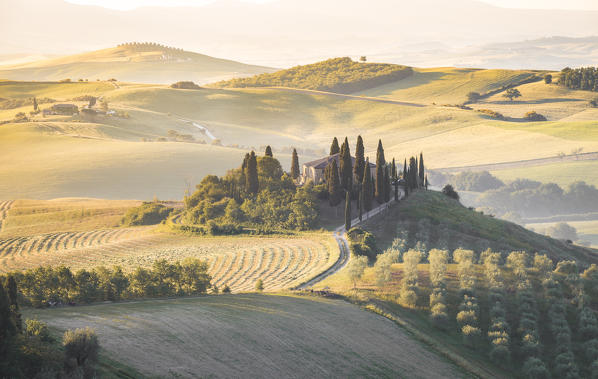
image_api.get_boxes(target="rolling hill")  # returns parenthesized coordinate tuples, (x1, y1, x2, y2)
(0, 43, 275, 84)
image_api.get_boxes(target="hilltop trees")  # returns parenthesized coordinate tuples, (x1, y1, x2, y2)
(362, 158, 373, 211)
(354, 135, 365, 184)
(330, 137, 340, 155)
(375, 140, 386, 203)
(245, 151, 259, 195)
(264, 145, 273, 157)
(559, 66, 598, 92)
(340, 137, 352, 192)
(326, 159, 342, 206)
(291, 149, 300, 180)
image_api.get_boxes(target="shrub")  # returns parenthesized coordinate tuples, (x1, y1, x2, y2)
(121, 202, 173, 226)
(476, 108, 505, 120)
(466, 91, 481, 102)
(255, 279, 264, 292)
(441, 184, 459, 200)
(63, 327, 99, 370)
(524, 111, 547, 121)
(170, 81, 202, 89)
(373, 248, 398, 286)
(222, 285, 231, 293)
(544, 74, 552, 84)
(25, 319, 53, 342)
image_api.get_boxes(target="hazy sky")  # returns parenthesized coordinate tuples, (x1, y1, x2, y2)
(67, 0, 598, 11)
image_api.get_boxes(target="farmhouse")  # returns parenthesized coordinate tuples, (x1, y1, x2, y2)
(301, 153, 376, 184)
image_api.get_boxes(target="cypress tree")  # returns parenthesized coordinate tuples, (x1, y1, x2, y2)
(291, 148, 300, 179)
(419, 152, 425, 187)
(425, 174, 429, 190)
(327, 159, 342, 206)
(394, 178, 399, 202)
(391, 158, 397, 179)
(384, 166, 391, 203)
(363, 158, 373, 211)
(241, 153, 250, 190)
(354, 135, 365, 184)
(375, 139, 386, 204)
(340, 137, 352, 193)
(330, 137, 340, 155)
(403, 159, 407, 180)
(409, 157, 418, 190)
(33, 97, 38, 111)
(5, 276, 21, 332)
(345, 191, 352, 231)
(245, 151, 259, 194)
(415, 156, 419, 187)
(359, 187, 364, 221)
(265, 145, 273, 157)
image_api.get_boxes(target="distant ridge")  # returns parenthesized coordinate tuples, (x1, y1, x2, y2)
(0, 43, 276, 84)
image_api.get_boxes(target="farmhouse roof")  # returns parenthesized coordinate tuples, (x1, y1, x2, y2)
(303, 153, 376, 170)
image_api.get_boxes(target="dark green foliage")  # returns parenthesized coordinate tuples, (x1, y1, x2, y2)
(419, 153, 425, 186)
(384, 166, 391, 203)
(391, 158, 397, 179)
(0, 281, 16, 346)
(222, 284, 231, 293)
(503, 88, 522, 101)
(329, 137, 340, 155)
(523, 357, 550, 379)
(170, 81, 201, 89)
(245, 151, 259, 194)
(559, 67, 598, 92)
(340, 137, 352, 192)
(25, 319, 53, 342)
(345, 191, 352, 231)
(63, 327, 100, 373)
(291, 148, 300, 179)
(327, 159, 342, 206)
(359, 187, 364, 221)
(121, 202, 173, 226)
(450, 171, 504, 192)
(216, 57, 413, 94)
(375, 139, 386, 204)
(264, 145, 273, 157)
(524, 111, 547, 121)
(441, 184, 459, 200)
(354, 135, 365, 184)
(347, 227, 378, 260)
(544, 74, 552, 84)
(5, 276, 21, 332)
(362, 158, 373, 211)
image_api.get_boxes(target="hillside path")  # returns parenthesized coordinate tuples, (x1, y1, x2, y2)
(296, 200, 397, 289)
(258, 87, 426, 107)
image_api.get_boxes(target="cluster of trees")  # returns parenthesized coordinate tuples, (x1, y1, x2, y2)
(559, 67, 598, 92)
(346, 227, 378, 260)
(428, 249, 449, 328)
(543, 276, 580, 377)
(402, 152, 427, 194)
(398, 249, 421, 308)
(448, 171, 505, 192)
(478, 179, 598, 218)
(118, 42, 184, 52)
(216, 57, 413, 94)
(482, 250, 511, 364)
(454, 249, 481, 346)
(184, 147, 318, 231)
(3, 258, 211, 307)
(170, 81, 202, 89)
(1, 277, 103, 377)
(121, 202, 173, 226)
(578, 306, 598, 376)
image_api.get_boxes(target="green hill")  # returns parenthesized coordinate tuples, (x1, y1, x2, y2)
(0, 43, 275, 84)
(366, 190, 597, 265)
(214, 57, 413, 93)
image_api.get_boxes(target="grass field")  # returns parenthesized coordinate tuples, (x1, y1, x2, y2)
(1, 67, 598, 200)
(490, 160, 598, 188)
(24, 294, 466, 378)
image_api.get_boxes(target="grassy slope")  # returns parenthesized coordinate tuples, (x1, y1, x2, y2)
(1, 68, 598, 199)
(24, 294, 467, 378)
(364, 190, 597, 265)
(490, 160, 598, 188)
(0, 45, 275, 84)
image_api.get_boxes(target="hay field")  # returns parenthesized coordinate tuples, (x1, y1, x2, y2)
(25, 294, 466, 378)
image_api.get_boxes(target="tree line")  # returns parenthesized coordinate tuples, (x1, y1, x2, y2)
(1, 258, 212, 308)
(559, 66, 598, 92)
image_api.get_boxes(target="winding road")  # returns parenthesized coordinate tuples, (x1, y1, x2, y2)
(295, 199, 398, 290)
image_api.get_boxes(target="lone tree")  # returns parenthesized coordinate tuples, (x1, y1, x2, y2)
(327, 159, 342, 206)
(442, 184, 460, 200)
(362, 158, 373, 211)
(375, 139, 386, 203)
(32, 97, 38, 112)
(544, 74, 552, 84)
(345, 191, 352, 230)
(63, 327, 100, 371)
(264, 145, 273, 157)
(360, 56, 367, 63)
(255, 279, 264, 292)
(418, 152, 425, 186)
(291, 148, 300, 179)
(354, 135, 365, 184)
(391, 158, 397, 180)
(503, 88, 522, 101)
(245, 151, 259, 194)
(340, 137, 352, 193)
(330, 137, 340, 155)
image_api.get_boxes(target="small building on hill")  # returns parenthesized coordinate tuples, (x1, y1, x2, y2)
(301, 153, 376, 185)
(50, 103, 79, 115)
